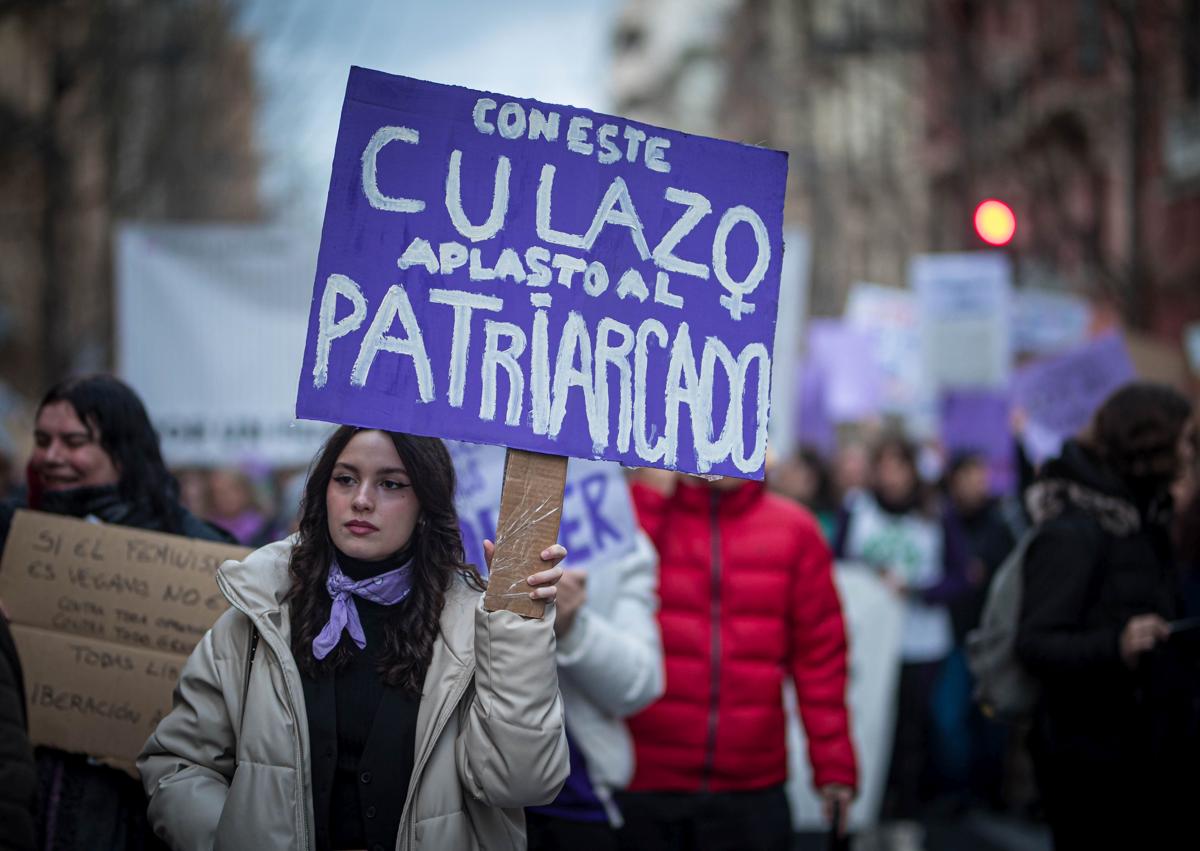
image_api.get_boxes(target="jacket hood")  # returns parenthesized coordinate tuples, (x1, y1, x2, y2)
(1026, 440, 1141, 536)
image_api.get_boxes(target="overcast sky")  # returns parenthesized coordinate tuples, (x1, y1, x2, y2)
(236, 0, 619, 223)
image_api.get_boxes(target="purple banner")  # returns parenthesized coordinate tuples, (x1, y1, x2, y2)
(794, 359, 836, 457)
(296, 68, 788, 478)
(1011, 333, 1136, 463)
(807, 319, 884, 423)
(939, 389, 1015, 494)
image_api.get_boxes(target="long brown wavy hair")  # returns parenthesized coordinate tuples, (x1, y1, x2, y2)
(286, 426, 484, 695)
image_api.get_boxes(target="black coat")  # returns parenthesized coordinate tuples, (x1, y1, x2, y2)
(0, 617, 36, 851)
(949, 496, 1022, 638)
(1016, 441, 1199, 838)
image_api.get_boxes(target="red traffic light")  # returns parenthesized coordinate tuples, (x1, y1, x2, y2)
(974, 199, 1016, 246)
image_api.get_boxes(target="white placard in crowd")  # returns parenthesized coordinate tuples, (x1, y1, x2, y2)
(786, 564, 903, 832)
(844, 282, 934, 434)
(769, 229, 812, 460)
(446, 441, 639, 575)
(1011, 288, 1091, 356)
(116, 224, 331, 466)
(911, 252, 1013, 389)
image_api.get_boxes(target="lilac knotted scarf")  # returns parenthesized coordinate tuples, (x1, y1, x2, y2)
(313, 558, 413, 660)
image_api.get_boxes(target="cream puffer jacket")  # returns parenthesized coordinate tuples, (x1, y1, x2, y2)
(138, 538, 569, 850)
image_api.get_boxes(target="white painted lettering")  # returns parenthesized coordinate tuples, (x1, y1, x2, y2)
(361, 126, 424, 213)
(313, 274, 367, 388)
(446, 150, 510, 242)
(428, 289, 503, 408)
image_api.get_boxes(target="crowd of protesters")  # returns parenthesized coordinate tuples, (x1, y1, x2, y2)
(0, 372, 1196, 851)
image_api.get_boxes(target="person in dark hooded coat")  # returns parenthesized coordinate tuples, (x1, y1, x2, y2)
(1016, 382, 1197, 850)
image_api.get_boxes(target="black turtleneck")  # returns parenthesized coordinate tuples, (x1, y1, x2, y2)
(302, 545, 420, 851)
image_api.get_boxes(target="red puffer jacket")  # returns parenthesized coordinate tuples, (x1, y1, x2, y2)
(627, 478, 857, 793)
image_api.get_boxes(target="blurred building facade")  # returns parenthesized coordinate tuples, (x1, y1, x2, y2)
(612, 0, 928, 317)
(0, 0, 260, 401)
(612, 0, 1200, 342)
(925, 0, 1200, 340)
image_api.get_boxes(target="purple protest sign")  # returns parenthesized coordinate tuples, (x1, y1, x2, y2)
(807, 319, 884, 423)
(939, 389, 1015, 494)
(1011, 333, 1136, 463)
(295, 68, 788, 478)
(794, 359, 836, 458)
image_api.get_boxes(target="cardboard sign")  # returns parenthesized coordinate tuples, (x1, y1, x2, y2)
(448, 441, 639, 575)
(295, 68, 788, 479)
(483, 450, 567, 618)
(1012, 333, 1136, 463)
(0, 511, 250, 767)
(911, 252, 1012, 389)
(10, 626, 186, 773)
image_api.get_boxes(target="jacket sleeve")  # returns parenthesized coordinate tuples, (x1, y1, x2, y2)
(138, 609, 244, 851)
(830, 506, 853, 560)
(789, 527, 858, 791)
(0, 619, 36, 851)
(555, 532, 664, 718)
(919, 510, 972, 605)
(1016, 517, 1122, 677)
(456, 602, 569, 808)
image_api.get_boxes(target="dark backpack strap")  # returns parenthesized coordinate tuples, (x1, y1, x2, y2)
(235, 624, 260, 767)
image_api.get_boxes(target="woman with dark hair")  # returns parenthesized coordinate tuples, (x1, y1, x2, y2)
(831, 433, 969, 831)
(0, 375, 233, 851)
(1017, 382, 1197, 850)
(1, 374, 231, 541)
(139, 426, 569, 850)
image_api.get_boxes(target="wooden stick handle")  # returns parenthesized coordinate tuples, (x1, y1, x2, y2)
(482, 449, 568, 618)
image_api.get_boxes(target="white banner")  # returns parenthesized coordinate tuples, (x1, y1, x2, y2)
(786, 565, 904, 832)
(116, 224, 330, 466)
(1011, 289, 1091, 357)
(844, 282, 934, 435)
(769, 229, 811, 460)
(911, 252, 1013, 389)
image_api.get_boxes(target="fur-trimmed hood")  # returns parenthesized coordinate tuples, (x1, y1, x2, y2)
(1026, 440, 1143, 537)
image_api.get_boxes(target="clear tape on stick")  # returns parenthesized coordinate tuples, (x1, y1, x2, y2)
(488, 482, 560, 599)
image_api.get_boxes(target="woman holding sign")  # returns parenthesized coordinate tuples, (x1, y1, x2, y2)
(0, 374, 235, 851)
(139, 426, 569, 850)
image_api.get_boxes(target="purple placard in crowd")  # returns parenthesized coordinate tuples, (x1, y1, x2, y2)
(295, 67, 788, 478)
(939, 389, 1015, 494)
(1011, 333, 1136, 463)
(794, 359, 836, 458)
(807, 319, 884, 423)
